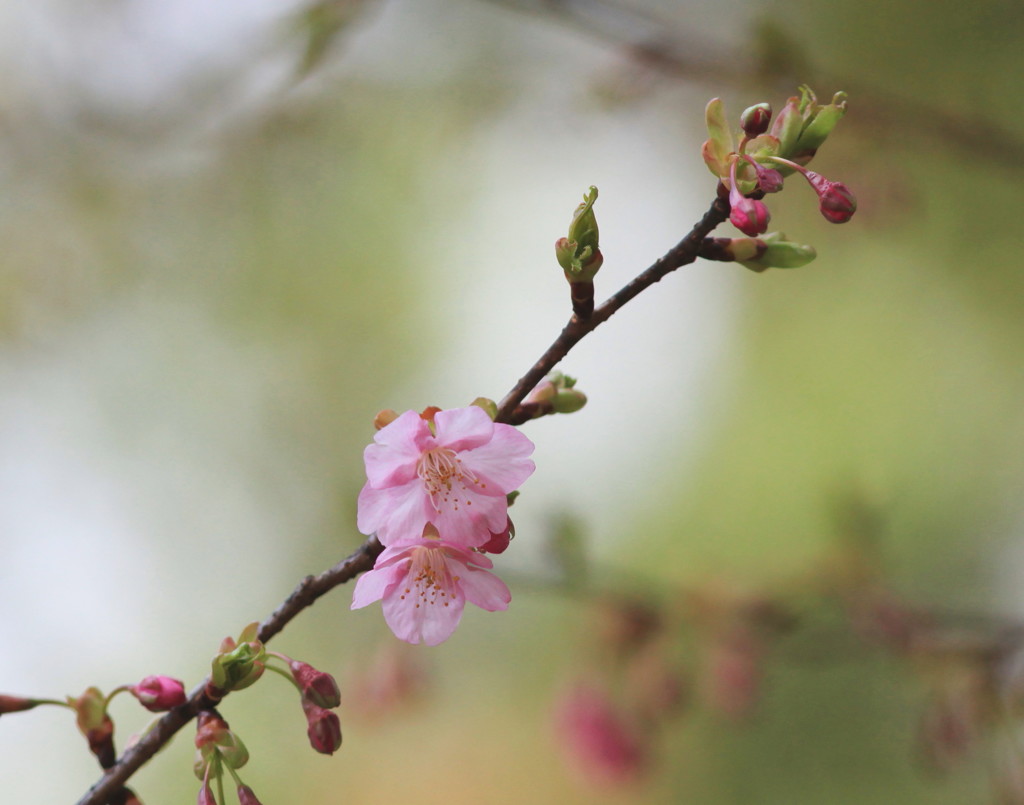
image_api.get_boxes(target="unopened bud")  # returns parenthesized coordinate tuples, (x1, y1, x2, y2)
(739, 232, 817, 272)
(728, 159, 771, 236)
(195, 711, 250, 771)
(131, 676, 187, 713)
(817, 180, 857, 223)
(237, 784, 264, 805)
(792, 89, 848, 159)
(304, 701, 343, 755)
(552, 387, 587, 414)
(289, 661, 341, 710)
(209, 624, 265, 698)
(197, 776, 218, 805)
(556, 186, 603, 288)
(740, 103, 772, 137)
(768, 157, 857, 223)
(729, 196, 771, 237)
(70, 687, 115, 768)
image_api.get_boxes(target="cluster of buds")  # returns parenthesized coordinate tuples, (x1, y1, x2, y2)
(207, 623, 266, 700)
(283, 657, 343, 755)
(702, 87, 857, 270)
(555, 185, 603, 318)
(194, 711, 263, 805)
(519, 371, 588, 421)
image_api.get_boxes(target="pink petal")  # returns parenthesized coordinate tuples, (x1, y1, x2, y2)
(460, 425, 535, 493)
(381, 585, 466, 645)
(430, 494, 506, 547)
(351, 561, 408, 609)
(357, 481, 431, 544)
(433, 407, 494, 452)
(363, 411, 431, 488)
(458, 566, 511, 612)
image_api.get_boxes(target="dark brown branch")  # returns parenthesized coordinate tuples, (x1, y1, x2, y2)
(76, 537, 383, 805)
(496, 192, 730, 422)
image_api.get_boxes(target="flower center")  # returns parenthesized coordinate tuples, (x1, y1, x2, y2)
(400, 546, 460, 609)
(416, 447, 481, 513)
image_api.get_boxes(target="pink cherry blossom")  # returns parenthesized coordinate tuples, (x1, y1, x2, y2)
(357, 406, 535, 548)
(351, 536, 511, 646)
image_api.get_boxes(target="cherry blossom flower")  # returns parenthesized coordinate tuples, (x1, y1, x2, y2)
(351, 535, 511, 646)
(357, 406, 535, 548)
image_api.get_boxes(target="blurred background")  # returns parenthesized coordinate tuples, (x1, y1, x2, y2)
(1, 0, 1023, 802)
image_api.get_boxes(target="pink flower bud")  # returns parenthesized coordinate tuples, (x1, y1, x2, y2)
(197, 780, 217, 805)
(289, 661, 341, 710)
(729, 197, 771, 237)
(728, 159, 771, 236)
(740, 103, 772, 137)
(304, 701, 343, 755)
(739, 154, 783, 194)
(132, 676, 187, 712)
(816, 180, 857, 223)
(769, 157, 857, 223)
(237, 784, 264, 805)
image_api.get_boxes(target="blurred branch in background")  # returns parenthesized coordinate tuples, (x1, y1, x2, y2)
(479, 0, 1024, 167)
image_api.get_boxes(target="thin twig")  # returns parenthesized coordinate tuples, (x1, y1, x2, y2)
(75, 538, 383, 805)
(78, 188, 729, 802)
(496, 192, 729, 422)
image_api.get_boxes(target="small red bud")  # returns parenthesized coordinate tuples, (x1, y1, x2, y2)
(289, 661, 341, 710)
(237, 784, 264, 805)
(817, 180, 857, 223)
(728, 159, 771, 236)
(132, 676, 187, 712)
(197, 779, 217, 805)
(304, 701, 343, 755)
(740, 103, 772, 137)
(729, 197, 771, 237)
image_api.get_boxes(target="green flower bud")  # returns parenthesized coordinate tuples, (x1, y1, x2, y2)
(739, 232, 817, 272)
(740, 103, 772, 137)
(556, 186, 603, 281)
(195, 711, 250, 772)
(793, 90, 847, 158)
(209, 623, 266, 697)
(552, 388, 587, 414)
(769, 95, 803, 162)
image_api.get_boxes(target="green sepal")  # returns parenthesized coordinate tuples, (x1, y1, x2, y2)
(702, 98, 735, 178)
(470, 397, 498, 420)
(210, 624, 266, 694)
(739, 232, 817, 271)
(793, 90, 848, 156)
